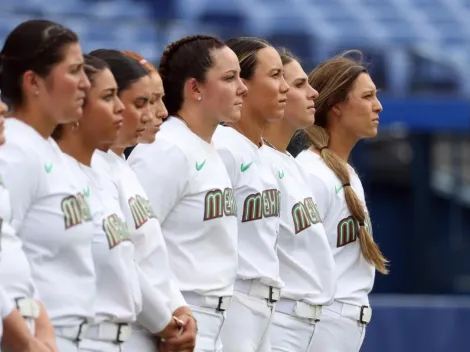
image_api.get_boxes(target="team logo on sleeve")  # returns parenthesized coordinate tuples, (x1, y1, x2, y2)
(242, 189, 280, 222)
(128, 195, 156, 229)
(292, 197, 322, 234)
(103, 214, 132, 249)
(61, 192, 92, 229)
(336, 213, 372, 247)
(203, 188, 237, 221)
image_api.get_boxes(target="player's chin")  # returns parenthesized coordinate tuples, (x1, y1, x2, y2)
(221, 111, 241, 124)
(364, 127, 378, 138)
(58, 108, 83, 125)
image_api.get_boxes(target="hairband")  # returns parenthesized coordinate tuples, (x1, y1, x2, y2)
(319, 146, 327, 152)
(139, 59, 148, 65)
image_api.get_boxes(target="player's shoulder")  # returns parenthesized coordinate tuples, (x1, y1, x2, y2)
(213, 125, 256, 161)
(296, 149, 335, 182)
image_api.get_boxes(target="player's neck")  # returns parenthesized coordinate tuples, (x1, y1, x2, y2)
(110, 146, 125, 157)
(13, 106, 57, 139)
(176, 108, 218, 144)
(227, 107, 266, 148)
(57, 133, 95, 166)
(263, 119, 295, 153)
(327, 127, 357, 162)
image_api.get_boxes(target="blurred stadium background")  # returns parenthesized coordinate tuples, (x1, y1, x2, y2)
(1, 0, 470, 350)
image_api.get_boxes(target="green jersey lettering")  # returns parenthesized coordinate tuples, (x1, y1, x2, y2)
(103, 214, 132, 249)
(61, 192, 91, 229)
(337, 216, 358, 247)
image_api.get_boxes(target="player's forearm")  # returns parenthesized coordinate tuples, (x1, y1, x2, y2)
(1, 309, 34, 351)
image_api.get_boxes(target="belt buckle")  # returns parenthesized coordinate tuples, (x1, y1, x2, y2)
(359, 305, 372, 324)
(116, 323, 131, 343)
(216, 297, 225, 311)
(76, 322, 88, 341)
(268, 287, 280, 302)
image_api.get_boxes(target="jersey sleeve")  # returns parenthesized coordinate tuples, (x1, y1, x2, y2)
(0, 143, 41, 231)
(128, 142, 189, 224)
(215, 146, 238, 186)
(132, 217, 187, 314)
(135, 265, 172, 334)
(304, 173, 331, 222)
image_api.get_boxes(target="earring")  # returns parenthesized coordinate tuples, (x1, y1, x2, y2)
(197, 96, 202, 101)
(72, 121, 80, 130)
(34, 91, 39, 97)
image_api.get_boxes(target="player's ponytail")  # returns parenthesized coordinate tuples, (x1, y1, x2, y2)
(305, 50, 389, 275)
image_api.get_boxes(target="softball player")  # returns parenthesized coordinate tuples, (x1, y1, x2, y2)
(261, 49, 336, 352)
(90, 50, 194, 351)
(53, 53, 180, 351)
(129, 34, 246, 352)
(212, 37, 288, 352)
(0, 98, 49, 352)
(0, 20, 92, 352)
(296, 51, 388, 352)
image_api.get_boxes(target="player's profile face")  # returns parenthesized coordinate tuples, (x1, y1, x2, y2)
(198, 46, 247, 124)
(36, 43, 90, 124)
(282, 60, 318, 130)
(241, 47, 289, 123)
(81, 68, 124, 147)
(338, 73, 382, 139)
(115, 75, 151, 148)
(0, 98, 7, 145)
(139, 72, 167, 144)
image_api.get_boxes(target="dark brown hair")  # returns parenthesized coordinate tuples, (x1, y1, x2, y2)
(277, 47, 299, 66)
(122, 51, 158, 74)
(158, 35, 225, 116)
(305, 50, 389, 274)
(0, 19, 78, 106)
(225, 37, 270, 80)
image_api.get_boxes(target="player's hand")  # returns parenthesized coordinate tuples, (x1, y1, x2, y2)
(160, 313, 197, 352)
(36, 338, 58, 352)
(157, 316, 182, 340)
(20, 337, 51, 352)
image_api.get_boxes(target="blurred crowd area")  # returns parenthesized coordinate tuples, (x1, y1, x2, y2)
(1, 1, 470, 349)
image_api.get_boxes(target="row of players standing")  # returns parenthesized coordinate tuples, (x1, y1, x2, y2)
(0, 19, 388, 352)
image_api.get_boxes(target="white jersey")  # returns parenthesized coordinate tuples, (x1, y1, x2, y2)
(128, 117, 238, 297)
(296, 149, 375, 306)
(81, 150, 142, 325)
(0, 168, 36, 303)
(0, 118, 96, 326)
(212, 126, 283, 288)
(260, 146, 335, 305)
(105, 150, 180, 331)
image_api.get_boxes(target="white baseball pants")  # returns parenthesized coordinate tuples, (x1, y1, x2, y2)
(123, 326, 157, 352)
(220, 291, 275, 352)
(270, 312, 317, 352)
(308, 304, 367, 352)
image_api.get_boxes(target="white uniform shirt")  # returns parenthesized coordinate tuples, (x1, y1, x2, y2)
(0, 169, 36, 303)
(0, 175, 15, 340)
(104, 151, 178, 332)
(128, 117, 238, 297)
(261, 146, 335, 305)
(0, 119, 96, 326)
(296, 149, 375, 306)
(212, 126, 283, 288)
(82, 150, 143, 326)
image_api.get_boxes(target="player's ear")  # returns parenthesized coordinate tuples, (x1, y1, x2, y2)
(185, 78, 202, 102)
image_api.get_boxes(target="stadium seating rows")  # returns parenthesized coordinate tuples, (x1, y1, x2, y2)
(1, 0, 470, 95)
